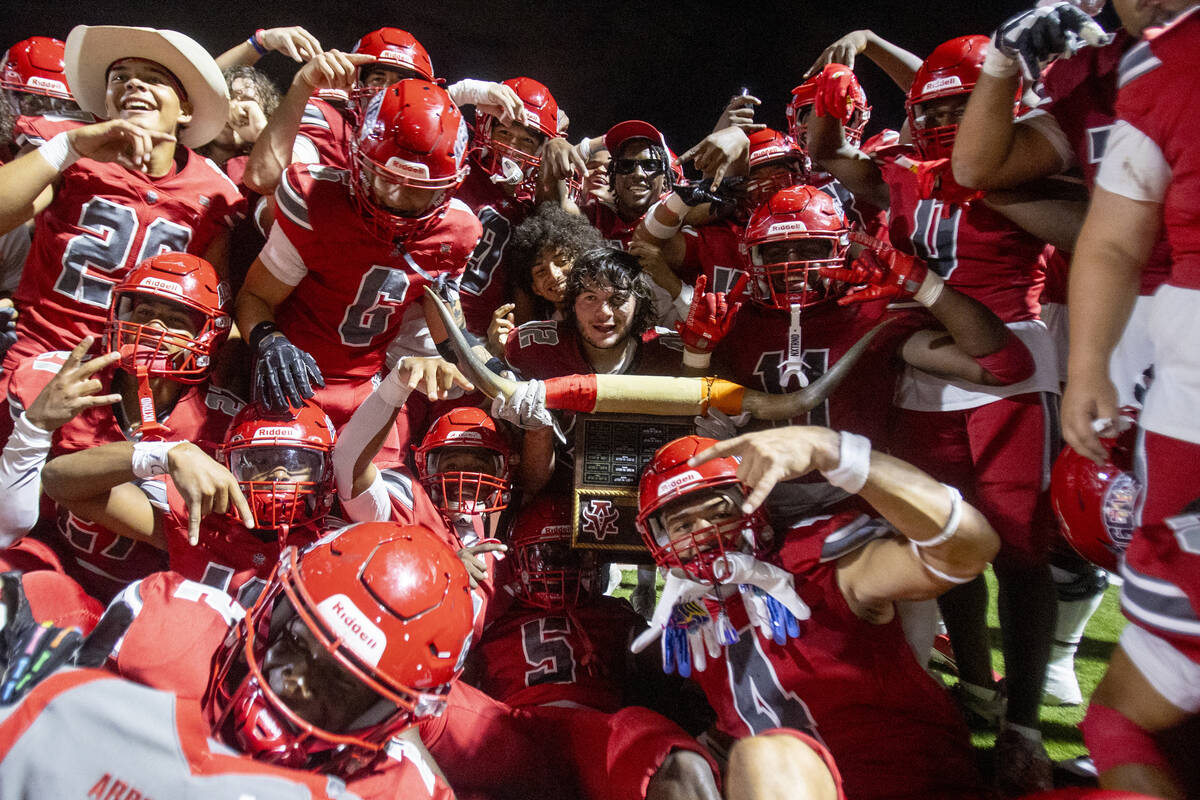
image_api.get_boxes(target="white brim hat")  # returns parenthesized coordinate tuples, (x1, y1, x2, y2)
(64, 25, 229, 149)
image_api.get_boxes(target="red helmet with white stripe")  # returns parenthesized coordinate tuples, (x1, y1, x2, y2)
(351, 27, 434, 83)
(414, 406, 512, 517)
(473, 76, 562, 203)
(906, 35, 989, 160)
(787, 71, 870, 150)
(2, 36, 71, 99)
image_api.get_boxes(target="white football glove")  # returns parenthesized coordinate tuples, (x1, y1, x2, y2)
(992, 2, 1113, 82)
(692, 408, 751, 441)
(491, 379, 553, 430)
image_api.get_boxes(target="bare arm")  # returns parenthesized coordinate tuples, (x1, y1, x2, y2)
(215, 26, 322, 70)
(982, 184, 1088, 251)
(1062, 187, 1160, 462)
(235, 258, 295, 337)
(952, 71, 1067, 189)
(807, 114, 890, 209)
(805, 29, 923, 90)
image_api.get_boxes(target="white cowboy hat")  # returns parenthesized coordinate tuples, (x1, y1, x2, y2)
(64, 25, 229, 149)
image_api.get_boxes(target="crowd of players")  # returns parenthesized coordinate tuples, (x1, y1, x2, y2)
(0, 0, 1195, 797)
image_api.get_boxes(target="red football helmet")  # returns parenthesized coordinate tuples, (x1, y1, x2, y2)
(205, 521, 474, 775)
(906, 35, 989, 160)
(2, 36, 71, 99)
(351, 27, 434, 83)
(637, 435, 771, 584)
(1051, 421, 1142, 572)
(473, 76, 562, 203)
(512, 493, 598, 611)
(787, 71, 870, 150)
(743, 128, 807, 209)
(220, 399, 336, 531)
(105, 252, 231, 383)
(350, 79, 470, 242)
(414, 406, 512, 517)
(741, 184, 850, 310)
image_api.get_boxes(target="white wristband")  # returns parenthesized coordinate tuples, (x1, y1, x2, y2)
(913, 271, 945, 307)
(36, 131, 81, 172)
(982, 42, 1020, 79)
(576, 136, 593, 160)
(682, 348, 712, 369)
(819, 432, 871, 493)
(909, 540, 975, 584)
(911, 484, 963, 548)
(131, 441, 181, 479)
(445, 78, 491, 107)
(378, 361, 414, 408)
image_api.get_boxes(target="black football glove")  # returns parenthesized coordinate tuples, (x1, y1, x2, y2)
(0, 572, 83, 705)
(252, 328, 325, 413)
(994, 2, 1113, 83)
(0, 304, 17, 363)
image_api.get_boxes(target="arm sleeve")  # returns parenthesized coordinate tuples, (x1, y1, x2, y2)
(0, 413, 53, 544)
(258, 220, 308, 286)
(331, 371, 410, 502)
(1095, 119, 1172, 202)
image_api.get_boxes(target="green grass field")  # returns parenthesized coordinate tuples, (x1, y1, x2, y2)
(618, 565, 1126, 763)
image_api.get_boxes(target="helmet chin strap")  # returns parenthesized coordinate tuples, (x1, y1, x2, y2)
(779, 303, 809, 388)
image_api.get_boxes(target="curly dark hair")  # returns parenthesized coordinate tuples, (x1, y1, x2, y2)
(223, 65, 281, 119)
(563, 247, 656, 343)
(508, 202, 604, 317)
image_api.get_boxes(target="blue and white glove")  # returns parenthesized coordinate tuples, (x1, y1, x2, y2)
(990, 2, 1113, 82)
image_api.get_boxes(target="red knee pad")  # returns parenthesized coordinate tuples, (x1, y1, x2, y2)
(1080, 702, 1171, 775)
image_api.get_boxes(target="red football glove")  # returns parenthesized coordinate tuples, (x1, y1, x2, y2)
(912, 157, 985, 205)
(676, 273, 747, 352)
(812, 63, 860, 125)
(820, 232, 931, 306)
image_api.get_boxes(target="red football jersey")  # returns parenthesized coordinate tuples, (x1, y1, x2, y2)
(687, 511, 986, 800)
(472, 596, 642, 712)
(504, 319, 681, 380)
(296, 96, 353, 170)
(1117, 7, 1200, 289)
(6, 351, 243, 602)
(12, 112, 92, 148)
(456, 166, 531, 336)
(808, 172, 890, 241)
(583, 199, 643, 249)
(7, 146, 245, 362)
(712, 300, 920, 443)
(269, 163, 481, 380)
(682, 220, 744, 292)
(879, 151, 1045, 323)
(98, 571, 454, 800)
(1034, 32, 1170, 294)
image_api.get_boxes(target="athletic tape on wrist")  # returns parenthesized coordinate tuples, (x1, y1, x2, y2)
(912, 484, 963, 548)
(982, 42, 1020, 78)
(643, 207, 677, 240)
(819, 432, 871, 493)
(682, 348, 712, 369)
(913, 271, 945, 307)
(576, 137, 592, 160)
(131, 441, 181, 479)
(37, 132, 81, 172)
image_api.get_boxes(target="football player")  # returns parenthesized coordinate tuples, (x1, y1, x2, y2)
(458, 76, 570, 337)
(0, 521, 474, 799)
(0, 252, 242, 602)
(1062, 6, 1200, 794)
(235, 79, 481, 466)
(809, 40, 1063, 787)
(0, 25, 246, 448)
(634, 428, 1000, 800)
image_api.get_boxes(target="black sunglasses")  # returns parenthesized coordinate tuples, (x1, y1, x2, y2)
(611, 157, 668, 176)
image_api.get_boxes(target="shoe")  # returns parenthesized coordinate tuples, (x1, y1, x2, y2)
(993, 727, 1053, 796)
(1053, 756, 1099, 788)
(952, 679, 1007, 729)
(1042, 655, 1084, 706)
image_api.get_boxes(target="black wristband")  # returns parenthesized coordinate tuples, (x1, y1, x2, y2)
(484, 356, 506, 374)
(248, 321, 280, 351)
(435, 338, 459, 364)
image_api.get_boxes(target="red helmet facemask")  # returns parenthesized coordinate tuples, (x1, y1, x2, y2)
(414, 407, 512, 519)
(205, 522, 474, 776)
(512, 493, 598, 611)
(350, 80, 469, 243)
(220, 400, 336, 533)
(637, 436, 771, 584)
(742, 128, 808, 210)
(473, 76, 561, 204)
(105, 252, 231, 384)
(741, 185, 850, 311)
(787, 73, 870, 151)
(906, 35, 989, 160)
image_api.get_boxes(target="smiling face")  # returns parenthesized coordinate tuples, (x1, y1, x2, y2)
(611, 141, 666, 218)
(531, 247, 571, 304)
(573, 280, 638, 352)
(104, 58, 191, 136)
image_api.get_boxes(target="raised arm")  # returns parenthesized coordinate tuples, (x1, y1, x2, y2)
(805, 29, 923, 90)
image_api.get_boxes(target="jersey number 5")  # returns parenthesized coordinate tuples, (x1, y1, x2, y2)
(522, 616, 577, 687)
